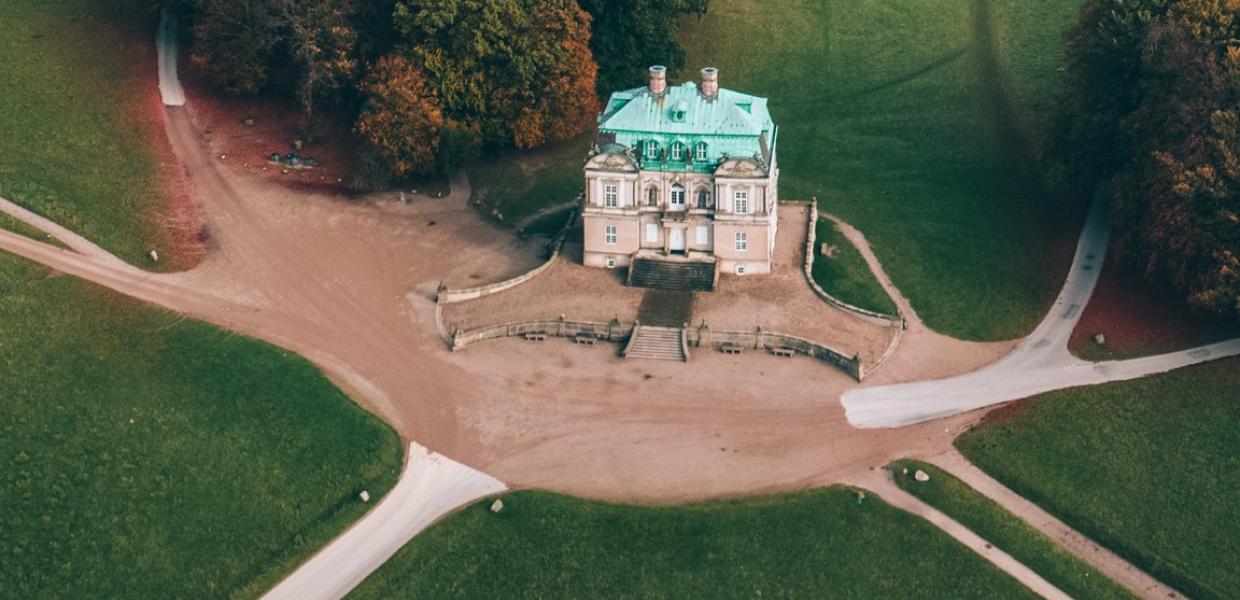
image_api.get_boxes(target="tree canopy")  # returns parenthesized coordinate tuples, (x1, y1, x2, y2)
(578, 0, 709, 94)
(1057, 0, 1240, 319)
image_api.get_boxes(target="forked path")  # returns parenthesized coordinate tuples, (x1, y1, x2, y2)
(842, 194, 1240, 428)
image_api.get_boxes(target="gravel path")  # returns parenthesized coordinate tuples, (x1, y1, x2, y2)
(925, 449, 1184, 599)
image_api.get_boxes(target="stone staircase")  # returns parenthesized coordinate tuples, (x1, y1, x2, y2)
(628, 258, 715, 292)
(624, 325, 687, 362)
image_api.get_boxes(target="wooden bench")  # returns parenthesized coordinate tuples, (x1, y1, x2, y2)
(719, 342, 744, 355)
(572, 335, 596, 345)
(523, 331, 548, 342)
(770, 346, 797, 358)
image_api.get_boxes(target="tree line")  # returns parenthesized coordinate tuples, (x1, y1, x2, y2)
(1054, 0, 1240, 320)
(174, 0, 707, 185)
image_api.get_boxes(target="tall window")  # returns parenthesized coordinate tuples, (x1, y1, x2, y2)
(645, 141, 659, 160)
(646, 223, 659, 243)
(604, 183, 618, 208)
(670, 142, 684, 160)
(733, 190, 749, 214)
(735, 232, 748, 251)
(670, 184, 685, 210)
(605, 225, 617, 245)
(696, 188, 711, 209)
(695, 142, 707, 161)
(696, 225, 709, 245)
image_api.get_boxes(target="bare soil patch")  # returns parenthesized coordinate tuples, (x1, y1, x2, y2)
(1069, 249, 1240, 361)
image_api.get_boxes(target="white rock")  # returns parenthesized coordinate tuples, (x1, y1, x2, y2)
(148, 250, 159, 262)
(359, 490, 370, 502)
(490, 498, 504, 513)
(1093, 333, 1106, 345)
(914, 469, 930, 482)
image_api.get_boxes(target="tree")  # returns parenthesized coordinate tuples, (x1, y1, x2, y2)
(577, 0, 709, 95)
(391, 0, 599, 151)
(1057, 0, 1240, 319)
(354, 55, 452, 177)
(187, 0, 285, 94)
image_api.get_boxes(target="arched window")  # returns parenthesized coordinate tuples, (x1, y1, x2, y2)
(647, 186, 658, 206)
(696, 187, 711, 209)
(645, 141, 660, 160)
(694, 142, 708, 161)
(670, 184, 685, 210)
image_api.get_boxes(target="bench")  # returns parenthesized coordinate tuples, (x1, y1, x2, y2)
(719, 343, 744, 355)
(770, 346, 797, 358)
(523, 331, 548, 341)
(573, 335, 596, 345)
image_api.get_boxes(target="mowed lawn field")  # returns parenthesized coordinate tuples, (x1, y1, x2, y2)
(680, 0, 1086, 340)
(957, 358, 1240, 600)
(0, 2, 403, 597)
(813, 218, 899, 316)
(354, 488, 1037, 598)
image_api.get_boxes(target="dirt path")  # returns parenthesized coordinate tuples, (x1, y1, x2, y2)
(924, 449, 1183, 599)
(848, 469, 1070, 600)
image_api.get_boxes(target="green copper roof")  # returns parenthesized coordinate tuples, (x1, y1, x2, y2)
(596, 80, 777, 174)
(600, 81, 773, 137)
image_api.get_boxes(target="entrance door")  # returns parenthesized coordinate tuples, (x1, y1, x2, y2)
(669, 228, 686, 253)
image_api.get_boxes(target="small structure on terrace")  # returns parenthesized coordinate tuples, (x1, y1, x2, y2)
(582, 65, 779, 282)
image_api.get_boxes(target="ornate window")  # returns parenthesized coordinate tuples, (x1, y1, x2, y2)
(604, 183, 618, 208)
(670, 184, 686, 210)
(696, 188, 711, 209)
(605, 225, 617, 245)
(733, 190, 750, 214)
(735, 232, 748, 251)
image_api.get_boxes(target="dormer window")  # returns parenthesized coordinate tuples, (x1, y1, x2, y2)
(670, 142, 685, 161)
(694, 142, 707, 161)
(671, 100, 688, 122)
(645, 141, 659, 160)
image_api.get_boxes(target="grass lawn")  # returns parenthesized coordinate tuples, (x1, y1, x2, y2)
(890, 460, 1134, 600)
(813, 218, 898, 316)
(468, 132, 590, 224)
(0, 255, 403, 598)
(354, 487, 1038, 598)
(956, 358, 1240, 600)
(0, 1, 172, 265)
(676, 0, 1086, 341)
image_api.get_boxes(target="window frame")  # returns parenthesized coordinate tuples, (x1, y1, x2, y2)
(735, 231, 748, 252)
(645, 141, 659, 160)
(645, 223, 659, 243)
(670, 142, 684, 161)
(733, 190, 750, 214)
(670, 184, 686, 210)
(695, 225, 709, 245)
(603, 183, 619, 208)
(605, 224, 617, 245)
(695, 142, 707, 161)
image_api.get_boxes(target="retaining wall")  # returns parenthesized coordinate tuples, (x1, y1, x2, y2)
(686, 325, 863, 381)
(436, 206, 578, 304)
(452, 318, 635, 351)
(803, 202, 902, 324)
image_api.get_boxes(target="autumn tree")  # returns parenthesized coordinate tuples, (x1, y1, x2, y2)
(187, 0, 286, 94)
(1057, 0, 1240, 319)
(390, 0, 599, 150)
(354, 55, 478, 178)
(577, 0, 710, 95)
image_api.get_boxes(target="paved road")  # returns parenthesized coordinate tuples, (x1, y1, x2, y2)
(263, 443, 506, 600)
(843, 193, 1240, 428)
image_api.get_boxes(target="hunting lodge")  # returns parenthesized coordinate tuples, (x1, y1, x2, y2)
(582, 65, 779, 285)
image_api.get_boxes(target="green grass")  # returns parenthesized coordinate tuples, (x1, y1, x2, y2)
(0, 211, 64, 247)
(519, 208, 573, 239)
(468, 132, 589, 223)
(0, 1, 171, 265)
(354, 487, 1038, 598)
(813, 218, 899, 316)
(676, 0, 1086, 341)
(890, 459, 1135, 600)
(956, 359, 1240, 600)
(0, 255, 403, 598)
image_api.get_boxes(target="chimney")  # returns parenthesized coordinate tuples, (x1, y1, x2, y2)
(700, 67, 719, 99)
(648, 65, 667, 96)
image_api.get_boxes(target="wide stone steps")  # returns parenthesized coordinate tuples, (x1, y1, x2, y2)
(628, 259, 715, 292)
(624, 325, 687, 362)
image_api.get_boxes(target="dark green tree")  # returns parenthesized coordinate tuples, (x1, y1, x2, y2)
(577, 0, 710, 95)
